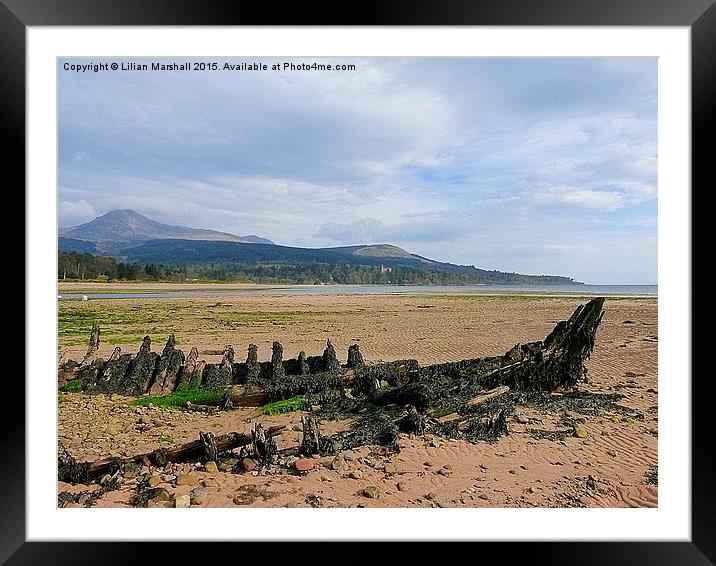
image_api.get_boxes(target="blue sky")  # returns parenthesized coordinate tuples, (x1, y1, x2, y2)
(58, 57, 657, 284)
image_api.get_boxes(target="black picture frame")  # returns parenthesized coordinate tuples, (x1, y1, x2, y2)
(9, 1, 706, 563)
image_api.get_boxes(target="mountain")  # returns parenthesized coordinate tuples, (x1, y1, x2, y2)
(59, 209, 274, 253)
(117, 239, 581, 285)
(58, 210, 581, 285)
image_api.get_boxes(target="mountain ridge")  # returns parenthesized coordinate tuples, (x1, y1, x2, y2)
(58, 210, 582, 285)
(60, 209, 274, 253)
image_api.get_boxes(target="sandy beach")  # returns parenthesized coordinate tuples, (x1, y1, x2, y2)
(57, 288, 657, 508)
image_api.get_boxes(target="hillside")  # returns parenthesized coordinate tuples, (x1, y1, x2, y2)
(58, 211, 581, 285)
(60, 209, 274, 254)
(117, 239, 580, 285)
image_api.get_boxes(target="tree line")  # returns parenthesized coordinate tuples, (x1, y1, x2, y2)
(59, 251, 563, 285)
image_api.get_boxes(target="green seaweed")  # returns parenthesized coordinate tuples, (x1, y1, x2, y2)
(130, 390, 224, 408)
(255, 395, 309, 416)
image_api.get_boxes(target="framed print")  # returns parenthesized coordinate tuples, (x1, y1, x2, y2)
(10, 0, 708, 563)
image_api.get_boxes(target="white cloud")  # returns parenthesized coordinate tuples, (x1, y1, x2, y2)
(58, 198, 97, 226)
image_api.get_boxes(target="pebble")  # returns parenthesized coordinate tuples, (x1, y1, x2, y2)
(204, 461, 218, 474)
(190, 488, 206, 505)
(349, 470, 363, 480)
(438, 468, 451, 476)
(174, 494, 191, 508)
(203, 478, 220, 487)
(149, 489, 172, 503)
(573, 427, 588, 439)
(175, 473, 198, 486)
(331, 454, 348, 472)
(242, 458, 257, 472)
(363, 486, 380, 499)
(294, 459, 315, 472)
(285, 500, 297, 508)
(608, 450, 619, 458)
(341, 450, 357, 461)
(396, 482, 407, 492)
(146, 476, 161, 487)
(162, 474, 177, 482)
(426, 492, 437, 500)
(423, 461, 433, 467)
(384, 463, 397, 475)
(515, 414, 529, 424)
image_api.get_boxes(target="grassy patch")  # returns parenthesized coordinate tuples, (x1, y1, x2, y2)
(157, 434, 174, 443)
(62, 380, 83, 393)
(130, 390, 225, 408)
(216, 311, 335, 329)
(255, 395, 308, 416)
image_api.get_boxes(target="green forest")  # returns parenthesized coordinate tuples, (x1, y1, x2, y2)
(58, 251, 571, 285)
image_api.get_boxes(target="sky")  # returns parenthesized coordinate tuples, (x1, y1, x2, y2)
(58, 57, 657, 284)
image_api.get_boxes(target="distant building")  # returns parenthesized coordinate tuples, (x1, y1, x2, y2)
(380, 265, 393, 274)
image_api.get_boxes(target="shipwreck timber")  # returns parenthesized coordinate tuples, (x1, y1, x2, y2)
(58, 298, 611, 486)
(60, 297, 605, 407)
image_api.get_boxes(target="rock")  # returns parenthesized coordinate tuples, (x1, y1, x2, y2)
(242, 458, 257, 472)
(162, 474, 177, 482)
(190, 488, 206, 505)
(438, 468, 451, 476)
(515, 414, 529, 424)
(291, 424, 302, 432)
(100, 474, 113, 485)
(204, 461, 218, 474)
(175, 473, 198, 486)
(203, 478, 220, 487)
(384, 463, 397, 475)
(285, 500, 297, 508)
(573, 426, 588, 439)
(608, 450, 619, 458)
(527, 486, 535, 493)
(478, 493, 489, 501)
(423, 461, 433, 467)
(586, 475, 597, 490)
(426, 492, 437, 500)
(331, 454, 348, 472)
(149, 489, 172, 504)
(139, 416, 151, 425)
(341, 450, 357, 461)
(396, 482, 407, 492)
(363, 486, 380, 499)
(349, 470, 363, 480)
(146, 475, 161, 487)
(294, 459, 315, 472)
(174, 494, 191, 508)
(435, 500, 448, 508)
